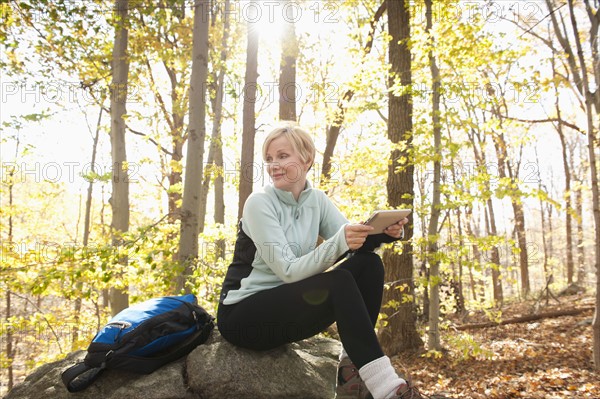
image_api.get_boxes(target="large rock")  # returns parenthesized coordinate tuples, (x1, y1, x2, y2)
(4, 331, 340, 399)
(188, 333, 339, 398)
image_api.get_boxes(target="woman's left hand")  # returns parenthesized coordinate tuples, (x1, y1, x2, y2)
(383, 217, 409, 238)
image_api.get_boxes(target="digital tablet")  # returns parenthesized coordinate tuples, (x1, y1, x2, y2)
(363, 209, 411, 235)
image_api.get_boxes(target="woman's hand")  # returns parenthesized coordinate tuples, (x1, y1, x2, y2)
(383, 217, 409, 239)
(345, 224, 374, 250)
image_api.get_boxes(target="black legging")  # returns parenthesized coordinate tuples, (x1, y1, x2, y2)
(217, 251, 385, 369)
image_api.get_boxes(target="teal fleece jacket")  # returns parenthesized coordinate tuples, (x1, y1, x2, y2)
(222, 182, 350, 305)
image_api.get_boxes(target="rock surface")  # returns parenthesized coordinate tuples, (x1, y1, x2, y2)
(4, 331, 340, 399)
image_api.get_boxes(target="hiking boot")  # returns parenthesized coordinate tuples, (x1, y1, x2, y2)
(335, 357, 373, 399)
(392, 381, 428, 399)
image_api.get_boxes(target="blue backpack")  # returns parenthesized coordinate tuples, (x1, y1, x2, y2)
(61, 294, 214, 392)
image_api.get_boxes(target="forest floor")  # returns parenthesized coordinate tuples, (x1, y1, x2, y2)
(393, 293, 598, 399)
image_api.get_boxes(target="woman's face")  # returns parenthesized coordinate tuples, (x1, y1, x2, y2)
(265, 135, 311, 194)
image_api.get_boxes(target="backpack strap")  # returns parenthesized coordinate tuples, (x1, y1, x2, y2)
(61, 362, 105, 392)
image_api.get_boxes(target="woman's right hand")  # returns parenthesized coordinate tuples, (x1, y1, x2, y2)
(345, 223, 374, 250)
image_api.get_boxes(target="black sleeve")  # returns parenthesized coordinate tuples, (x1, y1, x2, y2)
(218, 221, 256, 304)
(356, 232, 401, 253)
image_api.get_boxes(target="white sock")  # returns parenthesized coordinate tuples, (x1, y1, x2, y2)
(359, 356, 406, 399)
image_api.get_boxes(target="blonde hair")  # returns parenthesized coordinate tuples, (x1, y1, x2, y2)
(262, 123, 316, 168)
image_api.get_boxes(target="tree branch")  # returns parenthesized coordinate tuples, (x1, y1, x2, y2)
(126, 126, 174, 156)
(501, 115, 585, 134)
(144, 57, 175, 132)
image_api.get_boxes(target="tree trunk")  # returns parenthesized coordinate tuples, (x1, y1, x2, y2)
(559, 132, 575, 285)
(449, 154, 467, 312)
(550, 52, 575, 284)
(109, 0, 130, 316)
(177, 0, 210, 293)
(512, 200, 530, 296)
(536, 150, 551, 282)
(481, 131, 506, 306)
(467, 127, 503, 304)
(160, 59, 186, 223)
(213, 2, 227, 257)
(278, 0, 298, 122)
(425, 0, 442, 352)
(485, 199, 504, 304)
(5, 291, 13, 391)
(214, 141, 226, 259)
(583, 52, 600, 370)
(380, 0, 423, 355)
(548, 0, 600, 369)
(238, 17, 259, 221)
(489, 122, 529, 297)
(5, 137, 18, 391)
(417, 183, 429, 321)
(162, 63, 186, 291)
(168, 139, 184, 220)
(464, 206, 481, 302)
(574, 180, 586, 284)
(100, 188, 110, 309)
(200, 0, 230, 234)
(73, 106, 102, 347)
(420, 260, 430, 322)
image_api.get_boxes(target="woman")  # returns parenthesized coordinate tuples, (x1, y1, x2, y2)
(217, 124, 424, 399)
